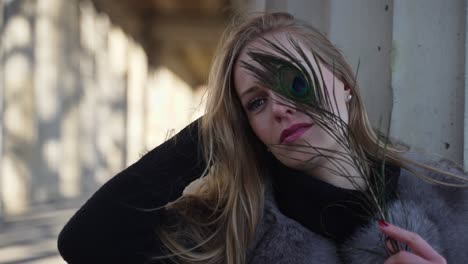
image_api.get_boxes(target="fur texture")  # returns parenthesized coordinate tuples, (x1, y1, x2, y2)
(247, 153, 468, 263)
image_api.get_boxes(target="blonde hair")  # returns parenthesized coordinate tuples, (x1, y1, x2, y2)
(157, 12, 467, 264)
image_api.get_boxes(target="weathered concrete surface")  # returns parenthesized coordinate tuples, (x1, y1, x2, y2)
(391, 0, 465, 163)
(0, 199, 84, 264)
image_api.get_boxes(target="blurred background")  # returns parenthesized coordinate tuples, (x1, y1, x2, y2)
(0, 0, 466, 263)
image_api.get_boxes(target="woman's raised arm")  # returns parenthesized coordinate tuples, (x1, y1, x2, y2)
(57, 118, 206, 263)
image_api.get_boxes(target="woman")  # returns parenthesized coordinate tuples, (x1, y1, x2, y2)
(58, 12, 468, 264)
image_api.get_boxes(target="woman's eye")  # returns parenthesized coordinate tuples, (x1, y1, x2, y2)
(246, 97, 266, 112)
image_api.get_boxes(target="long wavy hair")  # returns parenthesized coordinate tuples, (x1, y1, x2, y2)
(156, 12, 466, 264)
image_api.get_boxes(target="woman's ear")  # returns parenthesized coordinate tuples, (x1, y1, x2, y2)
(344, 83, 352, 101)
(344, 84, 353, 114)
(344, 83, 351, 91)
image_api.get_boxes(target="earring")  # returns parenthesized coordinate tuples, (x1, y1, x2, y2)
(347, 94, 353, 102)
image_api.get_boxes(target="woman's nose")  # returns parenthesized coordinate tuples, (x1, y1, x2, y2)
(271, 93, 296, 121)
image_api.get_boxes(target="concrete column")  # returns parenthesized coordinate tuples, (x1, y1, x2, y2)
(126, 42, 148, 165)
(286, 0, 330, 34)
(255, 0, 465, 162)
(145, 66, 193, 149)
(94, 22, 128, 185)
(1, 0, 36, 215)
(265, 0, 287, 12)
(78, 0, 98, 194)
(464, 0, 468, 170)
(0, 0, 4, 220)
(328, 0, 393, 132)
(391, 0, 465, 163)
(34, 0, 62, 203)
(246, 0, 266, 12)
(264, 0, 330, 34)
(57, 0, 81, 198)
(260, 0, 393, 131)
(33, 0, 81, 201)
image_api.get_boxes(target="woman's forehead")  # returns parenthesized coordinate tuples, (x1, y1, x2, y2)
(237, 32, 321, 79)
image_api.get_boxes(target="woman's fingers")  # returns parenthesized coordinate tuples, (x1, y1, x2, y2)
(384, 251, 428, 264)
(385, 237, 400, 255)
(379, 221, 446, 264)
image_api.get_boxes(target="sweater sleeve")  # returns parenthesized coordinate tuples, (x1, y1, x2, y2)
(57, 118, 206, 264)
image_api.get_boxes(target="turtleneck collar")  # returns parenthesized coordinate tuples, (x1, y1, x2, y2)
(270, 159, 400, 243)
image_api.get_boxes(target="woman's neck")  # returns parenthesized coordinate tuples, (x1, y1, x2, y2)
(303, 149, 367, 190)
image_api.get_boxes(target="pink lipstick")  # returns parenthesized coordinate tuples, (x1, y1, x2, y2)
(280, 123, 314, 144)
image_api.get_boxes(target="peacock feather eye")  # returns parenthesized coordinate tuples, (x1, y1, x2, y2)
(276, 65, 315, 103)
(291, 75, 307, 97)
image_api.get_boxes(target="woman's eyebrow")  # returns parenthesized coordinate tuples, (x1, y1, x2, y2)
(240, 85, 259, 100)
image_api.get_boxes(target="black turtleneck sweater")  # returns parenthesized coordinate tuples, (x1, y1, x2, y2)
(58, 119, 401, 263)
(272, 160, 400, 243)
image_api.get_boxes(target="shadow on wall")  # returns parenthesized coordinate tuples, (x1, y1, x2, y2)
(1, 0, 208, 218)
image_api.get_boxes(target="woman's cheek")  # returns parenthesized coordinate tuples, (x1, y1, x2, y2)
(251, 123, 271, 145)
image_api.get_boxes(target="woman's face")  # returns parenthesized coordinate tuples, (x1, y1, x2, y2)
(233, 32, 351, 172)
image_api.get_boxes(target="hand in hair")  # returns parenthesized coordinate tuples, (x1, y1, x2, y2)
(379, 221, 447, 264)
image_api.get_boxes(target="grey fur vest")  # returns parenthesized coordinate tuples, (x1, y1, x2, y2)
(247, 153, 468, 263)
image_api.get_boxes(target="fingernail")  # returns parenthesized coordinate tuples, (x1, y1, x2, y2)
(378, 219, 389, 227)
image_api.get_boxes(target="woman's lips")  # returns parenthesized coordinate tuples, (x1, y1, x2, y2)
(280, 123, 314, 144)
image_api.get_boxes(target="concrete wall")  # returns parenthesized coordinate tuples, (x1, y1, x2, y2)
(257, 0, 466, 166)
(391, 0, 465, 163)
(2, 0, 38, 216)
(0, 0, 205, 217)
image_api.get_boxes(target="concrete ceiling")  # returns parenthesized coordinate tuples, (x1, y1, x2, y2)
(89, 0, 235, 86)
(121, 0, 229, 16)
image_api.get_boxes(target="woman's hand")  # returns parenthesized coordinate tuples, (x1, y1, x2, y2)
(378, 220, 446, 264)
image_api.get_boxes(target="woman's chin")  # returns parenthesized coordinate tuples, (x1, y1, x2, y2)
(276, 155, 314, 172)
